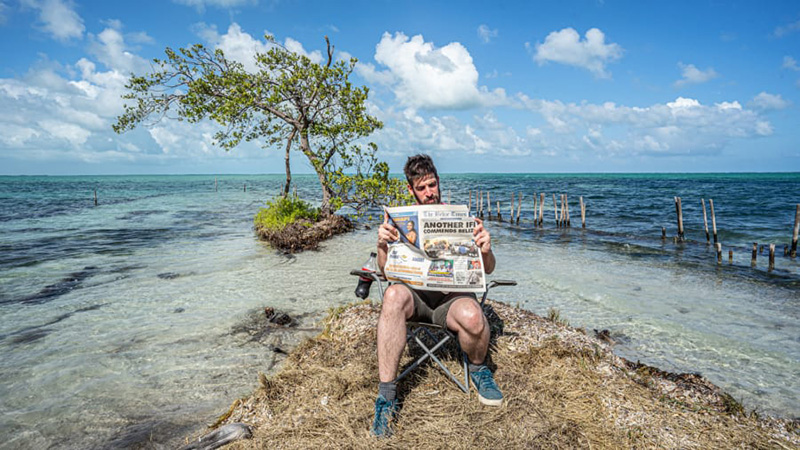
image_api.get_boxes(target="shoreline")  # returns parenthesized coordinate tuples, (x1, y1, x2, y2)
(189, 299, 799, 449)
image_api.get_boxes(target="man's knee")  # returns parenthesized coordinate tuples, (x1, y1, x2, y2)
(450, 300, 485, 334)
(381, 285, 414, 318)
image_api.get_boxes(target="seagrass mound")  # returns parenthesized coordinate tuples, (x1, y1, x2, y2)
(211, 300, 799, 449)
(255, 215, 353, 252)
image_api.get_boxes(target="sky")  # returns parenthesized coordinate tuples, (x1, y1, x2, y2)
(0, 0, 799, 175)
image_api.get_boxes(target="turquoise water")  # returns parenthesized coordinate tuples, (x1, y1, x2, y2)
(0, 173, 798, 448)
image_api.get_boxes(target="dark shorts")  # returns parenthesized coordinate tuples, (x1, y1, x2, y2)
(391, 283, 477, 329)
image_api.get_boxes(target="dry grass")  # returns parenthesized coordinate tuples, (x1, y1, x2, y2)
(212, 301, 799, 449)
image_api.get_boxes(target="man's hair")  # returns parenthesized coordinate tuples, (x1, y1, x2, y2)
(404, 154, 438, 185)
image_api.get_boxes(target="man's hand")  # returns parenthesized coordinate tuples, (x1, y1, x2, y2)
(377, 212, 399, 247)
(473, 217, 496, 275)
(376, 212, 398, 273)
(473, 218, 491, 254)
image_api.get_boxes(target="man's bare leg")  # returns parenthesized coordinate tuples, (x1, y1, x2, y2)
(445, 296, 502, 406)
(445, 297, 490, 363)
(377, 285, 415, 382)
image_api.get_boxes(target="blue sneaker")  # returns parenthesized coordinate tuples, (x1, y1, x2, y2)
(470, 366, 503, 406)
(370, 394, 398, 437)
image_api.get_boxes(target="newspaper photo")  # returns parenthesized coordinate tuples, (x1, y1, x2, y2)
(383, 204, 486, 293)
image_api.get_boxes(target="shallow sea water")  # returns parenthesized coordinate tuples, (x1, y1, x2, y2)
(0, 174, 797, 448)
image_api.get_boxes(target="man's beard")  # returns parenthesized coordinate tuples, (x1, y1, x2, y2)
(415, 192, 440, 204)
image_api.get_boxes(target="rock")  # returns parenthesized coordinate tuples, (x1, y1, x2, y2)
(265, 307, 297, 327)
(594, 329, 616, 345)
(157, 272, 181, 280)
(180, 422, 252, 450)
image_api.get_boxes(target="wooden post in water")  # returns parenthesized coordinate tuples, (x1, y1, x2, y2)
(674, 197, 685, 241)
(716, 243, 722, 264)
(516, 193, 521, 224)
(496, 201, 501, 222)
(728, 249, 733, 264)
(662, 227, 666, 240)
(531, 192, 537, 224)
(539, 193, 544, 226)
(580, 196, 586, 228)
(215, 177, 218, 192)
(244, 183, 247, 192)
(487, 191, 492, 219)
(701, 199, 709, 244)
(768, 244, 776, 272)
(791, 204, 800, 258)
(751, 243, 757, 267)
(553, 193, 558, 226)
(469, 191, 473, 211)
(709, 199, 718, 244)
(565, 194, 570, 227)
(94, 189, 98, 206)
(510, 192, 515, 223)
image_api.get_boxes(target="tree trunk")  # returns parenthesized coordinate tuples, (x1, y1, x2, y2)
(283, 129, 296, 197)
(298, 129, 335, 217)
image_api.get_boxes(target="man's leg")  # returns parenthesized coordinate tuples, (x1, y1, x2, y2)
(377, 284, 415, 382)
(372, 284, 415, 437)
(444, 297, 490, 364)
(444, 297, 503, 406)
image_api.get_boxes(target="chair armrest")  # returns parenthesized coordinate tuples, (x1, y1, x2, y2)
(480, 279, 517, 307)
(350, 269, 386, 282)
(488, 280, 517, 289)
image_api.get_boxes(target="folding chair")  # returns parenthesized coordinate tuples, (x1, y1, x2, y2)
(350, 269, 516, 393)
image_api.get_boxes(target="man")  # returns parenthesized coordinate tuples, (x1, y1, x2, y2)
(372, 154, 500, 437)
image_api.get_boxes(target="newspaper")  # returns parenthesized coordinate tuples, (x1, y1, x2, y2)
(383, 204, 486, 293)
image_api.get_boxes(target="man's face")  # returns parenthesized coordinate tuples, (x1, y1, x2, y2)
(408, 173, 440, 205)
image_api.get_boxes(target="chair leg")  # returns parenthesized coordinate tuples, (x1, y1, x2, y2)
(394, 328, 469, 393)
(462, 351, 469, 391)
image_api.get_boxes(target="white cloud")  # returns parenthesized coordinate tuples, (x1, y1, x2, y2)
(674, 63, 719, 87)
(715, 101, 741, 111)
(364, 32, 507, 109)
(22, 0, 85, 41)
(0, 1, 9, 26)
(198, 23, 324, 72)
(38, 119, 91, 146)
(748, 92, 790, 111)
(172, 0, 256, 12)
(532, 27, 622, 78)
(87, 26, 150, 74)
(366, 103, 528, 158)
(782, 56, 799, 71)
(517, 95, 772, 157)
(284, 37, 323, 65)
(477, 25, 498, 43)
(774, 19, 800, 38)
(196, 23, 275, 73)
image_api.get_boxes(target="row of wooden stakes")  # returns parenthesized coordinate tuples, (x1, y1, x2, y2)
(672, 197, 800, 270)
(456, 190, 587, 228)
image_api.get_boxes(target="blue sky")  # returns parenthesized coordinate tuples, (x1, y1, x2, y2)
(1, 0, 799, 175)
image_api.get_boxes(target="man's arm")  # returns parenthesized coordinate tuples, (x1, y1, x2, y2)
(473, 218, 496, 275)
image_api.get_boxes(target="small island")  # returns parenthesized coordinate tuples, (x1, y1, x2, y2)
(193, 300, 799, 449)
